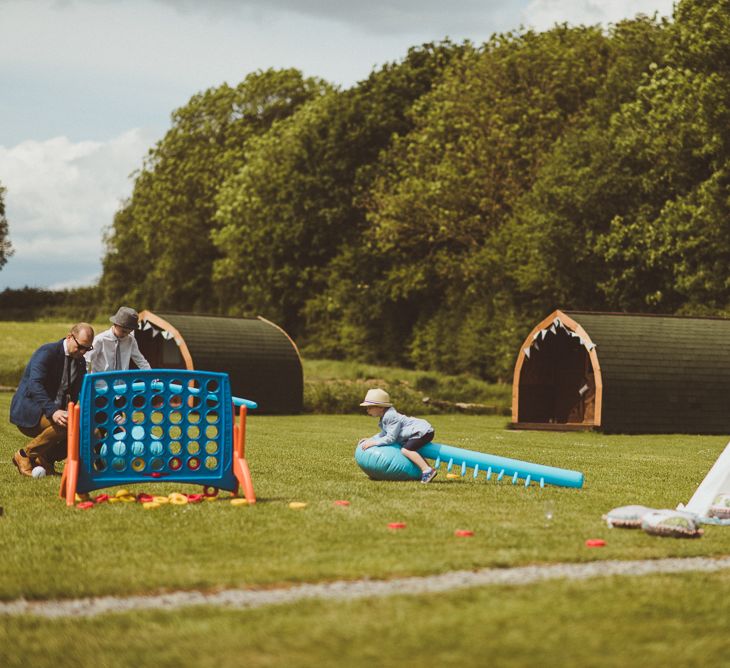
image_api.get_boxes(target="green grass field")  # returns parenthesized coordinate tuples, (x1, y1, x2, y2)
(0, 321, 107, 386)
(0, 321, 512, 412)
(1, 324, 730, 666)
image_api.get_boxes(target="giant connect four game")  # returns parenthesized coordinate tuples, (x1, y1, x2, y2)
(59, 369, 256, 505)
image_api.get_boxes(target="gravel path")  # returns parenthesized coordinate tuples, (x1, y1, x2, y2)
(3, 556, 729, 618)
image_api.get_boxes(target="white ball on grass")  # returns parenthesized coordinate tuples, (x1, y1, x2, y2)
(31, 466, 47, 479)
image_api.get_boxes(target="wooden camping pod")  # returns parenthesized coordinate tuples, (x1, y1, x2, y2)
(135, 311, 303, 414)
(512, 309, 730, 434)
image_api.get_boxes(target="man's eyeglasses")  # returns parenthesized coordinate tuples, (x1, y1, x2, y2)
(72, 334, 93, 352)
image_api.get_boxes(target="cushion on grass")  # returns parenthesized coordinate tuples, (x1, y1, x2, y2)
(354, 443, 421, 481)
(708, 493, 730, 519)
(641, 510, 704, 538)
(602, 505, 653, 528)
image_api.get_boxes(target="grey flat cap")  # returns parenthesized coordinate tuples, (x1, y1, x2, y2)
(110, 306, 140, 330)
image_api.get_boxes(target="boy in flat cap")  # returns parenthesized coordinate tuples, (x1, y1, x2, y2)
(85, 306, 151, 373)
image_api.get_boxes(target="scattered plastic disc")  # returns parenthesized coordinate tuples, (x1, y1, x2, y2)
(120, 495, 137, 503)
(388, 522, 407, 529)
(169, 493, 188, 505)
(585, 539, 606, 547)
(115, 489, 131, 498)
(152, 496, 170, 504)
(187, 494, 204, 504)
(446, 473, 460, 479)
(137, 493, 154, 503)
(76, 501, 94, 510)
(454, 530, 474, 537)
(230, 498, 248, 506)
(75, 492, 91, 502)
(143, 501, 161, 510)
(107, 497, 122, 504)
(94, 494, 109, 504)
(334, 500, 350, 506)
(289, 502, 308, 509)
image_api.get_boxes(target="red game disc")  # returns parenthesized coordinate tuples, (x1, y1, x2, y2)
(585, 539, 606, 547)
(388, 522, 407, 529)
(94, 494, 109, 504)
(77, 501, 95, 510)
(334, 500, 350, 506)
(137, 493, 154, 503)
(187, 494, 204, 503)
(454, 530, 474, 537)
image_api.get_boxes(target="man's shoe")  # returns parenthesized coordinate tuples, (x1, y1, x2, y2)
(12, 450, 33, 477)
(420, 468, 438, 484)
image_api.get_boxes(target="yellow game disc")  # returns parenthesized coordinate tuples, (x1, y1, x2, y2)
(107, 497, 121, 504)
(446, 473, 460, 479)
(204, 495, 218, 502)
(75, 493, 90, 502)
(152, 496, 170, 504)
(120, 495, 137, 502)
(169, 495, 188, 505)
(288, 502, 308, 509)
(115, 489, 131, 498)
(143, 501, 161, 510)
(230, 498, 248, 506)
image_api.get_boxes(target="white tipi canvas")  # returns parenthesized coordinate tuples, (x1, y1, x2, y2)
(678, 440, 730, 517)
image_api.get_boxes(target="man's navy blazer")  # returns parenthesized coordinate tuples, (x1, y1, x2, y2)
(9, 339, 87, 429)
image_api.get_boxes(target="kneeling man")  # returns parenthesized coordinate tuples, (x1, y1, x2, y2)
(9, 323, 94, 476)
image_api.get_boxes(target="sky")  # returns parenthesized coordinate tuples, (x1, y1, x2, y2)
(0, 0, 675, 291)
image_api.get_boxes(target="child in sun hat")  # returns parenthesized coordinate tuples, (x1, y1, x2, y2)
(359, 388, 437, 483)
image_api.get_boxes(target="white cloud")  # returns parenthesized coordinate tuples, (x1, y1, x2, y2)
(0, 128, 157, 289)
(522, 0, 675, 31)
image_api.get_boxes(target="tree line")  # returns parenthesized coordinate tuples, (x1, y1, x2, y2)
(3, 0, 729, 381)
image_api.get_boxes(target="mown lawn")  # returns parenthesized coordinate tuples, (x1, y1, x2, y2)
(2, 323, 730, 667)
(2, 571, 729, 668)
(0, 321, 513, 413)
(2, 393, 729, 601)
(0, 321, 107, 386)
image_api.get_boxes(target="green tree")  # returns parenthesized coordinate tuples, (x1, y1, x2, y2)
(509, 3, 729, 316)
(593, 0, 730, 312)
(101, 69, 330, 311)
(501, 16, 674, 317)
(212, 42, 464, 337)
(332, 25, 626, 377)
(0, 182, 13, 271)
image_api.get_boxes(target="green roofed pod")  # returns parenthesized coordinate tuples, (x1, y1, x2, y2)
(512, 309, 730, 434)
(136, 311, 302, 414)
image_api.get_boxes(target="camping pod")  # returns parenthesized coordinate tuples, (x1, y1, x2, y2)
(135, 312, 303, 414)
(512, 309, 730, 434)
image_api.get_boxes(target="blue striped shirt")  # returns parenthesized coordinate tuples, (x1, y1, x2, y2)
(370, 407, 433, 447)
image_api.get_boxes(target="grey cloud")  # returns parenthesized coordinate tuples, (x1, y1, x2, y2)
(150, 0, 524, 36)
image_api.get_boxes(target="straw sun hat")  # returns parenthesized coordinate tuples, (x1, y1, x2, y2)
(360, 388, 392, 407)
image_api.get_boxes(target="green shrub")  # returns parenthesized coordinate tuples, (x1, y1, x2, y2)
(302, 359, 511, 414)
